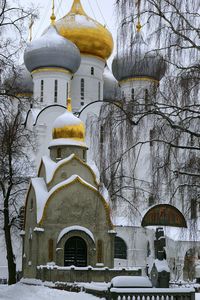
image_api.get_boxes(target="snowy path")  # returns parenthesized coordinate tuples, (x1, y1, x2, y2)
(0, 283, 200, 300)
(0, 283, 99, 300)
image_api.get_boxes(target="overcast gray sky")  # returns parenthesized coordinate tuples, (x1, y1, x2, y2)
(19, 0, 117, 65)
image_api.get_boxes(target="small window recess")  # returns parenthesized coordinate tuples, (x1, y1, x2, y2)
(66, 82, 69, 99)
(81, 101, 84, 106)
(145, 89, 148, 108)
(81, 78, 84, 100)
(100, 125, 104, 144)
(54, 80, 58, 103)
(98, 82, 101, 100)
(91, 67, 94, 75)
(131, 88, 134, 101)
(40, 80, 44, 102)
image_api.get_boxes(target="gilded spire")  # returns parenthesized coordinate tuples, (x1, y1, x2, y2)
(50, 0, 56, 25)
(69, 0, 86, 16)
(67, 98, 72, 112)
(135, 0, 142, 32)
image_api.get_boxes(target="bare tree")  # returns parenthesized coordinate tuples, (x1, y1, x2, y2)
(0, 0, 37, 285)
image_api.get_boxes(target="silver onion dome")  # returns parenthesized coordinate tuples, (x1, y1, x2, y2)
(24, 26, 81, 73)
(103, 65, 120, 101)
(112, 32, 166, 82)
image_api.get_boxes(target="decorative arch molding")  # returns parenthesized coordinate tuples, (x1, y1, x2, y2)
(57, 226, 95, 244)
(141, 204, 187, 228)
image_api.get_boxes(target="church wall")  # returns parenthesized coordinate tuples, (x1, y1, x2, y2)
(23, 188, 38, 278)
(47, 159, 98, 191)
(115, 226, 155, 272)
(37, 182, 114, 268)
(71, 55, 105, 111)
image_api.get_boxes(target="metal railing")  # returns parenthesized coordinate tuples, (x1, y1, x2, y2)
(85, 287, 195, 300)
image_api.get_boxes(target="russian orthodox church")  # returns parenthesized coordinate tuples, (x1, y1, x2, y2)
(16, 0, 200, 281)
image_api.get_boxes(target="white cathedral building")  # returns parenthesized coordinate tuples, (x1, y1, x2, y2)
(7, 0, 200, 281)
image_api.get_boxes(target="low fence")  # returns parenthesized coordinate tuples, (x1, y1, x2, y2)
(36, 265, 141, 283)
(85, 287, 195, 300)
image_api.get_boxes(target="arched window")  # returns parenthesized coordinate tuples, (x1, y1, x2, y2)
(114, 236, 127, 259)
(54, 80, 58, 103)
(131, 88, 134, 100)
(19, 206, 25, 229)
(145, 89, 148, 108)
(80, 78, 84, 100)
(40, 80, 44, 102)
(66, 82, 69, 99)
(100, 125, 104, 144)
(64, 237, 87, 267)
(91, 67, 94, 75)
(98, 82, 101, 99)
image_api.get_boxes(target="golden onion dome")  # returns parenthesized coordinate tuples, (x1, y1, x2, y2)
(55, 0, 114, 60)
(52, 98, 85, 142)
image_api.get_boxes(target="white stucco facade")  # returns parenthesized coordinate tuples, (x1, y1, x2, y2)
(32, 68, 72, 108)
(71, 55, 105, 111)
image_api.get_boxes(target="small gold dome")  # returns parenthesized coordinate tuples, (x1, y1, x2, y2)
(52, 98, 85, 141)
(55, 0, 114, 60)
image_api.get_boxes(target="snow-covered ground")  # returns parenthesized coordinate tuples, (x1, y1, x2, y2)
(0, 283, 200, 300)
(0, 283, 99, 300)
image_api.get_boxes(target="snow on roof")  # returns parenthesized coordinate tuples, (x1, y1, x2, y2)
(57, 226, 95, 244)
(154, 259, 170, 273)
(41, 154, 98, 185)
(87, 160, 100, 184)
(31, 178, 48, 224)
(65, 14, 98, 29)
(53, 110, 82, 128)
(111, 276, 152, 288)
(49, 138, 88, 148)
(42, 154, 74, 183)
(32, 175, 97, 224)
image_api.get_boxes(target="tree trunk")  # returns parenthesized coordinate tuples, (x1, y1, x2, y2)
(4, 192, 16, 285)
(4, 225, 16, 285)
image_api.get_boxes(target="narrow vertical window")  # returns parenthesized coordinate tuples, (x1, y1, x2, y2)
(98, 82, 101, 100)
(145, 89, 148, 108)
(81, 78, 84, 100)
(91, 67, 94, 75)
(40, 80, 44, 102)
(131, 88, 134, 100)
(100, 125, 104, 144)
(191, 199, 197, 219)
(54, 80, 58, 103)
(149, 129, 154, 147)
(66, 82, 69, 99)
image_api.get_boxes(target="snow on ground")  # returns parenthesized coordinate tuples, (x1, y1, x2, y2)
(0, 283, 99, 300)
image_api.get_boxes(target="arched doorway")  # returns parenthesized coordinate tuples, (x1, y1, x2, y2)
(64, 236, 87, 267)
